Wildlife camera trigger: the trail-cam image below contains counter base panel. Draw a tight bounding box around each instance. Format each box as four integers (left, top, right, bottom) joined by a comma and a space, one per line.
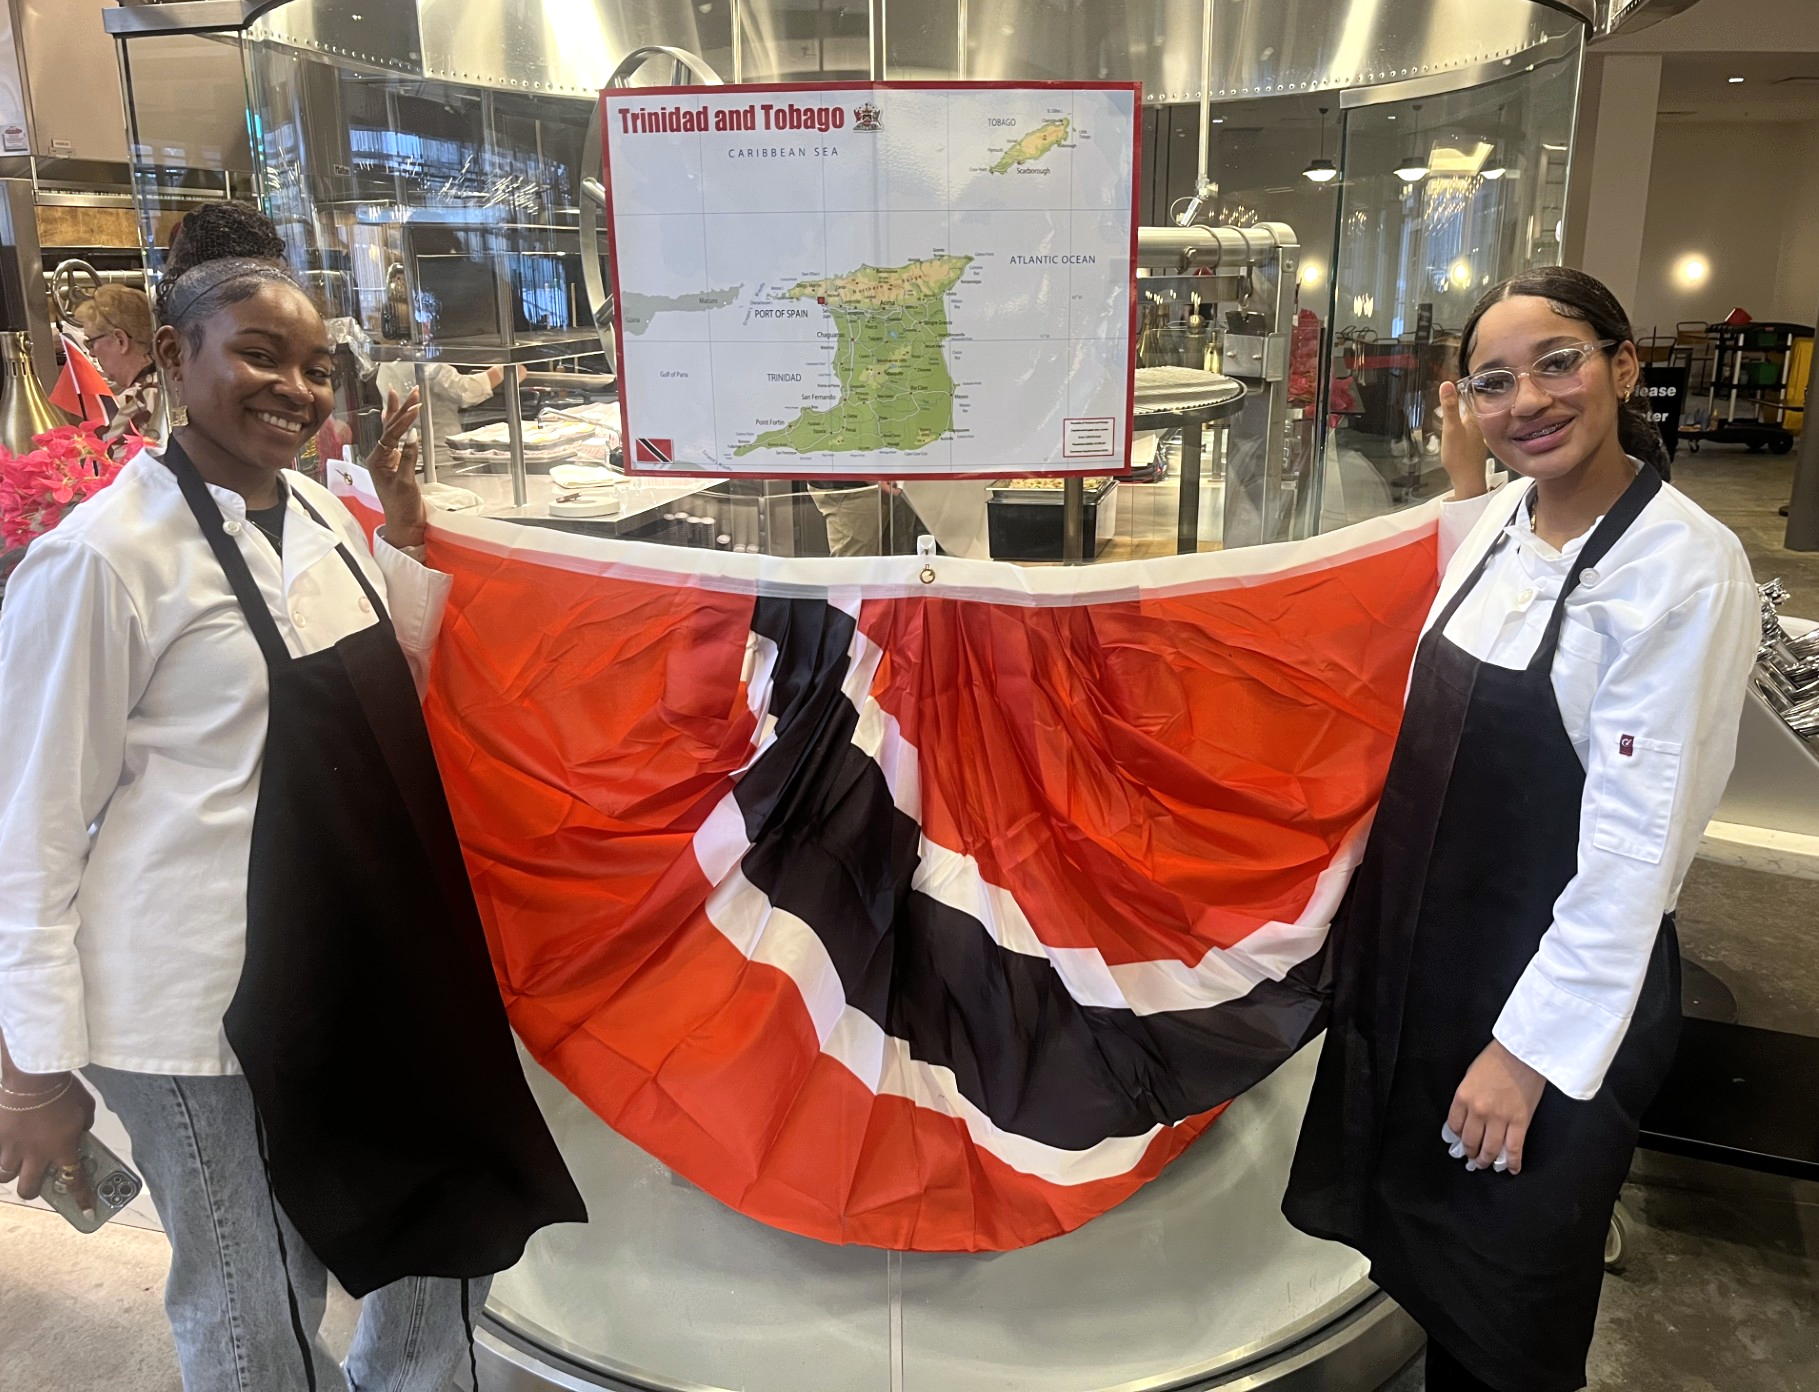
476, 1287, 1421, 1392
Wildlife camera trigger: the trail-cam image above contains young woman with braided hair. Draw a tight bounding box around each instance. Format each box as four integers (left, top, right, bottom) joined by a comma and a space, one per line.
0, 239, 583, 1389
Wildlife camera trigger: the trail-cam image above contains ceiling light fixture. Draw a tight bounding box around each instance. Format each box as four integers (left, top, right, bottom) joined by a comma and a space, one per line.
1673, 252, 1712, 289
1395, 104, 1430, 183
1303, 106, 1339, 183
1728, 75, 1746, 84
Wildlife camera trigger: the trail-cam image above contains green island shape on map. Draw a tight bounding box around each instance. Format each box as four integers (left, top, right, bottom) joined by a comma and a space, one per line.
733, 254, 974, 457
990, 118, 1071, 174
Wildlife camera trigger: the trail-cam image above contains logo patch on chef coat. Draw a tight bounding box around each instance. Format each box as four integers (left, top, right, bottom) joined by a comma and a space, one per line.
1619, 734, 1636, 757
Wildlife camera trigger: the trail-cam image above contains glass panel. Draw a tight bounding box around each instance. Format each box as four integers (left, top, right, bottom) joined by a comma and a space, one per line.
1140, 94, 1346, 549
118, 33, 256, 281
239, 39, 619, 503
1325, 39, 1582, 529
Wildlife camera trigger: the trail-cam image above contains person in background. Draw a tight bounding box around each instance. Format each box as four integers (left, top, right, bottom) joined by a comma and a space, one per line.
1284, 266, 1756, 1392
0, 248, 584, 1388
374, 259, 525, 473
375, 356, 524, 473
70, 285, 161, 444
809, 478, 887, 555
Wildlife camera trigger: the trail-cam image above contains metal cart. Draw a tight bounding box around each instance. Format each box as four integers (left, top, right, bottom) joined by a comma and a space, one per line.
1682, 321, 1813, 456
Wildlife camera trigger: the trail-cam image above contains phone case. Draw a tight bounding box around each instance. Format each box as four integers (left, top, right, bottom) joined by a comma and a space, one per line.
41, 1131, 143, 1234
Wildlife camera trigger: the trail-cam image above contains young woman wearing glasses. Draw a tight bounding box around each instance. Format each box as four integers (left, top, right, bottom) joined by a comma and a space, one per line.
1284, 267, 1758, 1392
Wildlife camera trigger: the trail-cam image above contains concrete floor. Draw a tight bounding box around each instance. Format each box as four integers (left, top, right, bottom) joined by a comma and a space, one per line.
1, 446, 1813, 1392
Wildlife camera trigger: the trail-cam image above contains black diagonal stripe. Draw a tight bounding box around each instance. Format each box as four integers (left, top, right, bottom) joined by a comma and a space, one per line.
731, 596, 1329, 1153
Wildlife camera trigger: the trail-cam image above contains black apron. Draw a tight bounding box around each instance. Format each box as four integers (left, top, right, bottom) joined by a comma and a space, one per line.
1283, 467, 1680, 1392
164, 443, 586, 1300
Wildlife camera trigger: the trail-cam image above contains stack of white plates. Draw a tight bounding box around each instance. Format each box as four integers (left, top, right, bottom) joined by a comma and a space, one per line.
447, 420, 595, 467
547, 462, 622, 518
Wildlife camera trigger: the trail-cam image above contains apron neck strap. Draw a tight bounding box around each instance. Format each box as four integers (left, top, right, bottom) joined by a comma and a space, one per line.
161, 441, 394, 668
287, 486, 391, 621
1427, 485, 1533, 637
1527, 463, 1663, 672
160, 439, 293, 670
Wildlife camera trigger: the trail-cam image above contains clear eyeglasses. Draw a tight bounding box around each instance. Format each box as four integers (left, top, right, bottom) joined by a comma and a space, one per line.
1456, 339, 1617, 415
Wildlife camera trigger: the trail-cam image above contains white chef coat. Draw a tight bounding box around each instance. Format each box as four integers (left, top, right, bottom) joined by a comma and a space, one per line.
375, 360, 500, 470
1429, 470, 1759, 1100
0, 449, 451, 1075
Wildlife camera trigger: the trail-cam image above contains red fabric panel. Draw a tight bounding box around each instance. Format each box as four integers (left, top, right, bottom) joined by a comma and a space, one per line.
861, 536, 1435, 963
417, 538, 758, 997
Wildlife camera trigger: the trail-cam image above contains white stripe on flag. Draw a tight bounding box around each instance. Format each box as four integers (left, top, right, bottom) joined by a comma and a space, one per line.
691, 815, 1166, 1187
840, 620, 1355, 1016
685, 602, 1351, 1186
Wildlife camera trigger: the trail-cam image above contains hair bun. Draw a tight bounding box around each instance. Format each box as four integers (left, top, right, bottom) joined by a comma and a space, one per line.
156, 201, 287, 314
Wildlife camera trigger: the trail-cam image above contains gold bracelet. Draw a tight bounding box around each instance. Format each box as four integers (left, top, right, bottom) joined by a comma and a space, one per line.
0, 1077, 66, 1099
0, 1078, 72, 1112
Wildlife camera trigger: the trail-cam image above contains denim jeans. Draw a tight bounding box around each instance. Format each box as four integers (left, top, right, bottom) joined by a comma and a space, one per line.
87, 1066, 490, 1392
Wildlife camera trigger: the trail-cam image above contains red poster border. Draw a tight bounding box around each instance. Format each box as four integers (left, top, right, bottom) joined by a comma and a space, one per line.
598, 80, 1143, 481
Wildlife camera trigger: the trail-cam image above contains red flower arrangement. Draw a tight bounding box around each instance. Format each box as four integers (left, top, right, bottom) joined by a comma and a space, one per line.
0, 424, 131, 551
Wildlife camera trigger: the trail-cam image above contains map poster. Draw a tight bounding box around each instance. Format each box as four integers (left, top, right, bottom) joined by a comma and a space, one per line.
600, 81, 1140, 479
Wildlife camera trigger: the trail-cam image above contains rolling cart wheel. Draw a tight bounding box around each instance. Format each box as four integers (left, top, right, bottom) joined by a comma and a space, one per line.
1604, 1203, 1631, 1274
1773, 437, 1794, 455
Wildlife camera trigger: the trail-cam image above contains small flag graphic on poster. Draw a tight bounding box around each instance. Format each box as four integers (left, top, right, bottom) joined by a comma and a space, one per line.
635, 437, 674, 464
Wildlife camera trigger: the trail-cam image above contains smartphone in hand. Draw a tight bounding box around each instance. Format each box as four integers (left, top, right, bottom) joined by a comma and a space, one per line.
42, 1132, 142, 1234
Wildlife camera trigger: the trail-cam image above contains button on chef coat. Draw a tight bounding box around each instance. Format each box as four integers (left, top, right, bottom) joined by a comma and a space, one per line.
0, 450, 451, 1075
1428, 471, 1758, 1099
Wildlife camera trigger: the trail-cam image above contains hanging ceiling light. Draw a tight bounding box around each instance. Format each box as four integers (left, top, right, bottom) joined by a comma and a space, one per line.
1395, 104, 1429, 182
1303, 106, 1339, 183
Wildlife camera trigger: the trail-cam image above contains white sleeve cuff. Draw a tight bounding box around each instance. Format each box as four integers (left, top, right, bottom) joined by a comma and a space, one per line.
1436, 480, 1504, 574
0, 962, 91, 1074
1492, 966, 1628, 1102
372, 528, 453, 660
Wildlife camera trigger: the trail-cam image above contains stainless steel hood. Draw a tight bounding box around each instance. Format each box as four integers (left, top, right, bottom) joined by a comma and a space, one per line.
126, 0, 1598, 102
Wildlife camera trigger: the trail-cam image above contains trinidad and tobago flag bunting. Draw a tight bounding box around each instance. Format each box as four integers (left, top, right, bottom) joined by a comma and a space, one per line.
337, 470, 1442, 1251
